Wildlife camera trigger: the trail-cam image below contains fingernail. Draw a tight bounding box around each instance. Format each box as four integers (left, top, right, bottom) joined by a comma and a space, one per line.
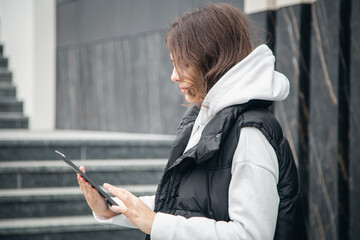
103, 183, 109, 188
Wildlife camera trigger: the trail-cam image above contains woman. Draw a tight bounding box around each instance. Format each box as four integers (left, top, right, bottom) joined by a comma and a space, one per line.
78, 3, 305, 239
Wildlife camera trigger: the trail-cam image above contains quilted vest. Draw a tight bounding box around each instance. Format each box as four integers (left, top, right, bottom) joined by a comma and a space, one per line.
146, 100, 306, 239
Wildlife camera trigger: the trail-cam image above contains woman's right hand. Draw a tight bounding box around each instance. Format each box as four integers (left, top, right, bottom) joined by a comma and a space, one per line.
77, 166, 119, 219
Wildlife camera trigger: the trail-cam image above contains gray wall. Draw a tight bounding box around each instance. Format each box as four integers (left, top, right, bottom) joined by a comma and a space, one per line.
57, 0, 244, 47
56, 0, 244, 134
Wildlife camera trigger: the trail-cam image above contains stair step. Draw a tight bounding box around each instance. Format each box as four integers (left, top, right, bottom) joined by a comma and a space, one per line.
0, 84, 16, 97
0, 185, 156, 219
0, 57, 8, 68
0, 113, 28, 129
0, 71, 12, 83
0, 215, 146, 239
0, 159, 166, 188
0, 81, 13, 87
0, 98, 23, 112
0, 112, 27, 117
0, 130, 174, 161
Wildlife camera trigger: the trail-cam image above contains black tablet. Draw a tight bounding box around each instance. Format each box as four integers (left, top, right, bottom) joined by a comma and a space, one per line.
55, 150, 118, 206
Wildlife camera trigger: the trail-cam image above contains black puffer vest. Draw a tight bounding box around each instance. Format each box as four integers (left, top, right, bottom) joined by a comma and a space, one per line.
146, 100, 305, 240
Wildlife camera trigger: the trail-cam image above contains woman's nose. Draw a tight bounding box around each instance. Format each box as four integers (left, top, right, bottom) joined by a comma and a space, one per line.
171, 67, 180, 82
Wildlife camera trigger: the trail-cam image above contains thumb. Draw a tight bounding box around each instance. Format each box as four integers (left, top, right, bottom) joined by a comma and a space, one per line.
111, 205, 128, 214
79, 166, 86, 173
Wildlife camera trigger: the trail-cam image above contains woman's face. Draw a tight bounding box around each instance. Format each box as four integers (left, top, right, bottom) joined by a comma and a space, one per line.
170, 55, 196, 104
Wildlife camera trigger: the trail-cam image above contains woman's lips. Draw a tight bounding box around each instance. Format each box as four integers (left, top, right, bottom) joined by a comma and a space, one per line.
180, 87, 188, 93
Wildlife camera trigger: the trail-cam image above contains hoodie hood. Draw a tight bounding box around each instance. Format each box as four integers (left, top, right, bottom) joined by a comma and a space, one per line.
184, 44, 289, 152
196, 44, 289, 126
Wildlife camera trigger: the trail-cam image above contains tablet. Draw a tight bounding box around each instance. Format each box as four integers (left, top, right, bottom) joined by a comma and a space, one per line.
55, 150, 118, 206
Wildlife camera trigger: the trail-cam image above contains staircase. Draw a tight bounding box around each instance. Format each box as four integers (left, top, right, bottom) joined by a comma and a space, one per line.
0, 44, 28, 129
0, 130, 173, 240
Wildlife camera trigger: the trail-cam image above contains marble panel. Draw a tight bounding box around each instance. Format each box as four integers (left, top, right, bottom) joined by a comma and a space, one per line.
349, 0, 360, 238
308, 0, 341, 239
248, 10, 276, 50
337, 0, 352, 239
274, 4, 311, 234
56, 30, 186, 134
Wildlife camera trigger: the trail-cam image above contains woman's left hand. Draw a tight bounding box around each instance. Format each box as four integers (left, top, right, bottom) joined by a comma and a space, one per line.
103, 183, 156, 235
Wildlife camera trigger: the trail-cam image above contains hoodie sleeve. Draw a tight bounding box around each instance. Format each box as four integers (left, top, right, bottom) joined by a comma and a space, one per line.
151, 127, 279, 240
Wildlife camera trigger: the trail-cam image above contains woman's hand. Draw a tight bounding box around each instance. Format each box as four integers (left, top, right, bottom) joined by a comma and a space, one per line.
103, 183, 156, 235
77, 166, 119, 219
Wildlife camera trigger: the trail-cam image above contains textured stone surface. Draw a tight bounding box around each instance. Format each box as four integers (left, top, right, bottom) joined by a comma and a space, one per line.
0, 47, 28, 129
0, 84, 15, 97
0, 57, 8, 68
0, 159, 166, 188
0, 146, 82, 161
2, 230, 146, 240
274, 4, 311, 235
248, 10, 276, 49
0, 130, 169, 239
275, 3, 302, 177
0, 130, 174, 161
56, 30, 186, 134
0, 216, 146, 239
349, 0, 360, 238
308, 0, 341, 239
0, 198, 92, 219
0, 144, 172, 161
57, 0, 244, 47
0, 115, 28, 128
0, 185, 156, 219
0, 168, 163, 189
0, 70, 12, 82
56, 0, 245, 134
0, 99, 23, 112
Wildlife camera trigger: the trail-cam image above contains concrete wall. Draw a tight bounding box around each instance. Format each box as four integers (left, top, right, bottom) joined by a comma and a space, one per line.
56, 0, 244, 134
57, 0, 244, 47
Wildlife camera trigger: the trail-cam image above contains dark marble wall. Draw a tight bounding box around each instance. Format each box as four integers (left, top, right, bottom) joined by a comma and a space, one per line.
248, 10, 276, 50
249, 1, 357, 239
349, 0, 360, 238
308, 0, 341, 239
274, 5, 302, 163
273, 5, 311, 235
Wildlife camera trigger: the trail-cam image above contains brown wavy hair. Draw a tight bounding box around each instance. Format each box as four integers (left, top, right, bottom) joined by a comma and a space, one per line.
166, 3, 254, 105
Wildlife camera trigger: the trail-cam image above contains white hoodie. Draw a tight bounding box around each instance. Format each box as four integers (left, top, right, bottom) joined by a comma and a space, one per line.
94, 44, 290, 239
